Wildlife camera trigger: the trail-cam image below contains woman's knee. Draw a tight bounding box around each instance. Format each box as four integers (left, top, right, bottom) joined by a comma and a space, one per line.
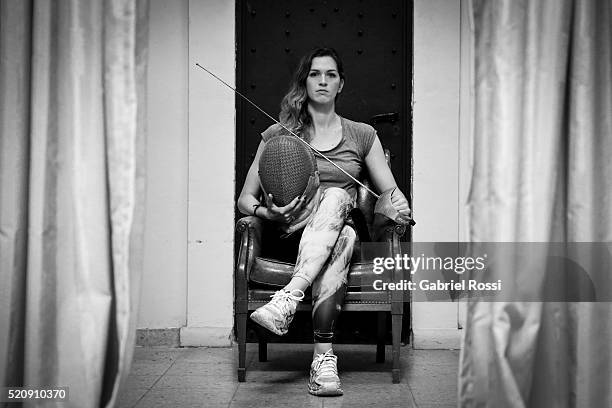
318, 188, 353, 215
321, 187, 351, 201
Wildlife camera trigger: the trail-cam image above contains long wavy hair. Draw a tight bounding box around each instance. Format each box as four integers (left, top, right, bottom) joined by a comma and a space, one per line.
279, 47, 345, 137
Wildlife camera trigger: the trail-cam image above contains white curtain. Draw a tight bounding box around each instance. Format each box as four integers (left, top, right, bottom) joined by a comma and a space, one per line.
460, 0, 612, 407
0, 1, 148, 407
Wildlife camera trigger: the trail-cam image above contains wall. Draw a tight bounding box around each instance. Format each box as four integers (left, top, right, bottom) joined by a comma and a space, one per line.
182, 0, 236, 346
140, 0, 236, 347
140, 0, 189, 330
412, 0, 464, 348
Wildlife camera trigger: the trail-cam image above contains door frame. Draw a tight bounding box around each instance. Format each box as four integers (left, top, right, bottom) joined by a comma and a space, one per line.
234, 0, 414, 343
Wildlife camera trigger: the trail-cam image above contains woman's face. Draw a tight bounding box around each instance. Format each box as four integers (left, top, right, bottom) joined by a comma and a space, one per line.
306, 56, 344, 105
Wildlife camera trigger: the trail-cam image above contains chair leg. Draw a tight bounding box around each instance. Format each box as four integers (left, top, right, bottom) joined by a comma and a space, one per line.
392, 313, 403, 383
258, 339, 267, 362
376, 311, 386, 363
237, 312, 247, 382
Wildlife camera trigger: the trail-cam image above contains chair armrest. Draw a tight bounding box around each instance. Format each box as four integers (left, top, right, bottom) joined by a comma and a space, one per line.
235, 216, 264, 312
236, 215, 264, 238
371, 214, 406, 243
236, 216, 264, 279
371, 215, 407, 312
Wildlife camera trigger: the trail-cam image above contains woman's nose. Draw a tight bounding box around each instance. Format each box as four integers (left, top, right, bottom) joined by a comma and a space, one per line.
319, 73, 327, 84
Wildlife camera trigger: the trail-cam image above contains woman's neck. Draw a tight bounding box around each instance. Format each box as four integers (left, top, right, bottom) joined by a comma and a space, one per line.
307, 103, 338, 130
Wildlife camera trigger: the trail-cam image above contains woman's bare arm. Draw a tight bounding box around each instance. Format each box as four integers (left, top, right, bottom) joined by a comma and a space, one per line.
237, 140, 304, 221
364, 136, 412, 220
237, 141, 266, 215
364, 136, 398, 193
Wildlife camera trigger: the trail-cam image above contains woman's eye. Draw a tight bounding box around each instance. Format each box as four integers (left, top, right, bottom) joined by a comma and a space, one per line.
309, 72, 318, 77
328, 73, 337, 78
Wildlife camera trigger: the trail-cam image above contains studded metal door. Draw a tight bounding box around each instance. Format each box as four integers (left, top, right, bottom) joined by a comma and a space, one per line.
236, 0, 413, 342
236, 0, 412, 200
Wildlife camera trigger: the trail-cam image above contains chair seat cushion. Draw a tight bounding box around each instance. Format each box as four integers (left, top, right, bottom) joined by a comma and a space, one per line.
249, 256, 381, 290
248, 287, 391, 304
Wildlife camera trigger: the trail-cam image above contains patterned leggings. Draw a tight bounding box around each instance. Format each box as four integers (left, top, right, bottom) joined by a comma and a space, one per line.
291, 187, 356, 343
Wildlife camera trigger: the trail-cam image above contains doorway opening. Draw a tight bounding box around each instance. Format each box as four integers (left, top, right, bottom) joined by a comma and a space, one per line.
235, 0, 413, 344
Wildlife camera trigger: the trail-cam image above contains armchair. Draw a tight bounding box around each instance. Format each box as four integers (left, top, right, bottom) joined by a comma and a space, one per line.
234, 150, 408, 383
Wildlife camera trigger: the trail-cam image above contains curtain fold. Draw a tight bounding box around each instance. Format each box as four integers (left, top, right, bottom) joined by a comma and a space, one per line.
460, 0, 612, 407
0, 0, 32, 393
0, 1, 148, 407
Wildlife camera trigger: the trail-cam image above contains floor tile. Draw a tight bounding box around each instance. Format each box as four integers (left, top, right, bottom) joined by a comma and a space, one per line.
154, 374, 236, 389
134, 388, 228, 408
123, 374, 160, 389
177, 347, 235, 364
231, 381, 322, 408
406, 364, 458, 382
341, 371, 401, 385
117, 345, 460, 408
409, 376, 458, 406
335, 383, 416, 408
128, 361, 173, 376
417, 405, 457, 408
405, 349, 461, 366
165, 360, 236, 377
116, 387, 148, 408
129, 349, 178, 375
133, 347, 181, 362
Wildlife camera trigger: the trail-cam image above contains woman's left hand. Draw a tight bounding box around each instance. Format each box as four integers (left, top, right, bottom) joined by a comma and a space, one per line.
391, 189, 412, 224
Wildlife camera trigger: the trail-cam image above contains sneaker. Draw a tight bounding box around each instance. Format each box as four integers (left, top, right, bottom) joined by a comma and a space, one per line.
308, 349, 343, 396
250, 289, 304, 335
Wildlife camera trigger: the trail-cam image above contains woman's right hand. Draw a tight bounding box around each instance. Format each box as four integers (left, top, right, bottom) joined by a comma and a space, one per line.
263, 194, 304, 223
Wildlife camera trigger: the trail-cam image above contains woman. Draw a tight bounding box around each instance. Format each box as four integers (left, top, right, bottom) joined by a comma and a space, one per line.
237, 47, 411, 396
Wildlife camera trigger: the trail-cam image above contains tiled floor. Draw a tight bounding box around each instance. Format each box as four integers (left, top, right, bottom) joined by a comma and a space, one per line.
117, 344, 459, 408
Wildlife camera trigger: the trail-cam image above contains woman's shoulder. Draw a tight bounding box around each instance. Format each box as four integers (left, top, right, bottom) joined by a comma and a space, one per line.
261, 123, 288, 142
341, 117, 377, 157
342, 117, 376, 136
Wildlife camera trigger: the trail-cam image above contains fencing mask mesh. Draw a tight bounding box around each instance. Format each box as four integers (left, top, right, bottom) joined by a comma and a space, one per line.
258, 135, 319, 207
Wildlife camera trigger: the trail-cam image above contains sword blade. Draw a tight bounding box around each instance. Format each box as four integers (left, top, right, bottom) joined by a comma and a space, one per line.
195, 63, 380, 199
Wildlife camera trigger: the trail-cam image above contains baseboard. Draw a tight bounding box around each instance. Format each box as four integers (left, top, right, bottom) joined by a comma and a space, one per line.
136, 326, 460, 349
179, 326, 233, 347
136, 328, 180, 347
412, 328, 462, 349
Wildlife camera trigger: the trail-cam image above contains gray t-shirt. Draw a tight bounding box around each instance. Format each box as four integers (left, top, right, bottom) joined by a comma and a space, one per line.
261, 117, 377, 199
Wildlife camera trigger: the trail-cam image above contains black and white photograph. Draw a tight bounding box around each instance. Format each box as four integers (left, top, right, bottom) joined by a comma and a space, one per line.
1, 0, 611, 407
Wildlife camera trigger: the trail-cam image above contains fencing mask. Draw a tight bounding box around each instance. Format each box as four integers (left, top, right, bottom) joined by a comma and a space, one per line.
258, 135, 320, 207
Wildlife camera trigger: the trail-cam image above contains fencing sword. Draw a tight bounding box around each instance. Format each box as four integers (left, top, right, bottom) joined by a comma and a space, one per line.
195, 63, 415, 226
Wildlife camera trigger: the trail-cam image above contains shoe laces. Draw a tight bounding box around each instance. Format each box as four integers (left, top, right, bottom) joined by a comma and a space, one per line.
312, 349, 338, 378
269, 289, 304, 315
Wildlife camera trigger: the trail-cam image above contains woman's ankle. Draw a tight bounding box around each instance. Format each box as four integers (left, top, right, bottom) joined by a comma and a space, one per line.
284, 276, 310, 292
313, 343, 333, 357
